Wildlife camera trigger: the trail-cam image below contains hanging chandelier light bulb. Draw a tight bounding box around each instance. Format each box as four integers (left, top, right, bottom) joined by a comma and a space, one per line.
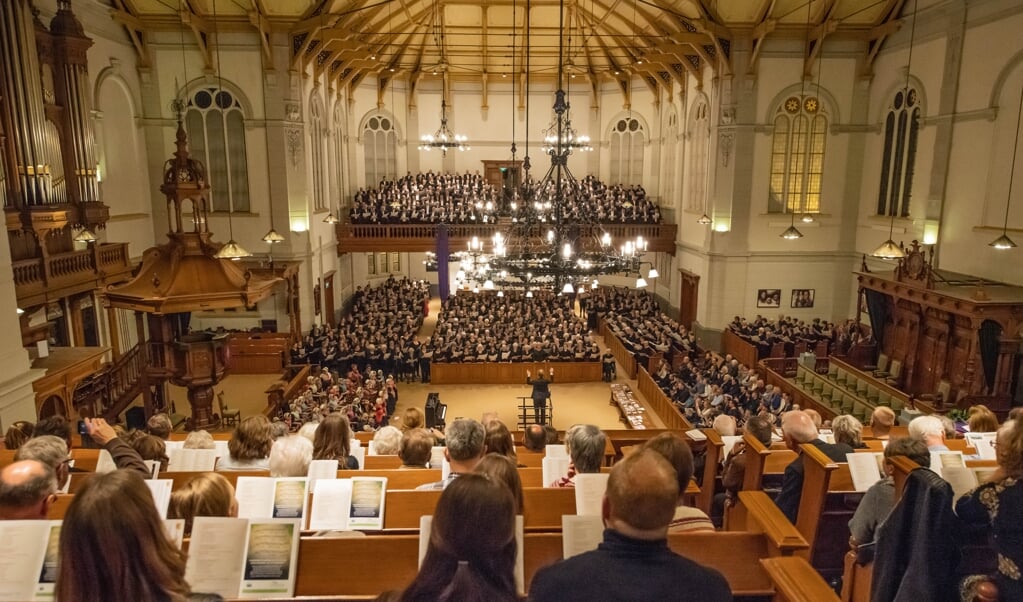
262, 228, 285, 244
697, 214, 713, 225
215, 239, 252, 260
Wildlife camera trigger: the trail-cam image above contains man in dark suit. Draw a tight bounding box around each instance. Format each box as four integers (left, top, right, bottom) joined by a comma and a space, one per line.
526, 368, 553, 425
774, 410, 854, 524
529, 449, 731, 601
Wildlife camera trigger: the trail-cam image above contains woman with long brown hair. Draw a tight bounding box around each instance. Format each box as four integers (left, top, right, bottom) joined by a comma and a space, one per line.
56, 470, 220, 601
313, 414, 359, 469
386, 474, 517, 601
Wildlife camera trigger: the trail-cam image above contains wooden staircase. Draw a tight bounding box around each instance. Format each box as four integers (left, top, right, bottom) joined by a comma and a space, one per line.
72, 343, 148, 420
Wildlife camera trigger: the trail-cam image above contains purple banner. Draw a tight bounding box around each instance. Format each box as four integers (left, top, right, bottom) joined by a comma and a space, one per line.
437, 224, 450, 302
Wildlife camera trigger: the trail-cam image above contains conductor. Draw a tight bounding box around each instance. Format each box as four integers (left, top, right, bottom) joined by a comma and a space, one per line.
526, 368, 554, 425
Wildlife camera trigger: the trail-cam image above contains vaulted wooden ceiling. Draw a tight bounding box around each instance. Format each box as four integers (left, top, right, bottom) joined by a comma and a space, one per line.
110, 0, 909, 89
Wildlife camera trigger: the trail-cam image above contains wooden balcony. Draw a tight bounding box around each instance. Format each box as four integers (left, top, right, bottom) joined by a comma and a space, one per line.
335, 222, 678, 255
13, 242, 134, 307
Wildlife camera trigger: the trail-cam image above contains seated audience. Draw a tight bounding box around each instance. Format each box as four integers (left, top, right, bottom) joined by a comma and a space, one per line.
774, 410, 854, 523
909, 415, 948, 451
522, 424, 546, 453
529, 450, 731, 601
726, 314, 853, 357
147, 413, 174, 440
32, 416, 75, 452
849, 437, 930, 554
956, 418, 1023, 601
132, 434, 169, 472
832, 414, 867, 449
2, 420, 33, 450
399, 429, 434, 468
551, 424, 607, 488
373, 425, 403, 455
718, 415, 775, 517
57, 470, 222, 601
642, 432, 714, 532
15, 436, 73, 492
386, 474, 517, 601
269, 435, 314, 477
0, 460, 57, 519
484, 420, 519, 466
218, 415, 273, 471
967, 404, 1000, 434
475, 454, 525, 514
169, 472, 238, 536
312, 415, 359, 469
417, 419, 486, 490
868, 406, 897, 440
183, 430, 216, 449
297, 421, 320, 444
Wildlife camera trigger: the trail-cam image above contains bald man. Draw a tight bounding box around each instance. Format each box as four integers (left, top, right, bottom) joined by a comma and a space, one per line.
529, 449, 730, 601
774, 410, 854, 523
0, 460, 58, 520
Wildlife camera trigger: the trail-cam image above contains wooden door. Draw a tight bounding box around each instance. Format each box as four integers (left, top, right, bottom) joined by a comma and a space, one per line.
679, 270, 699, 329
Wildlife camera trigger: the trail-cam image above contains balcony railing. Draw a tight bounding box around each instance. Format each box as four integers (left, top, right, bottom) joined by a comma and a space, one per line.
13, 242, 132, 306
335, 222, 678, 254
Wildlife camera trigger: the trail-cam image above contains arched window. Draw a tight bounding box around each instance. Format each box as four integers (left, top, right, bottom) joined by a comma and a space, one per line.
609, 117, 645, 185
686, 101, 710, 212
768, 94, 827, 214
363, 114, 397, 188
876, 86, 920, 217
663, 109, 679, 207
332, 102, 346, 208
184, 86, 249, 212
309, 95, 326, 211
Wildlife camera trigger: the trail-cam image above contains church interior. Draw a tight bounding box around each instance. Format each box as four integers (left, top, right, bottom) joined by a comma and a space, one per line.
2, 0, 1023, 598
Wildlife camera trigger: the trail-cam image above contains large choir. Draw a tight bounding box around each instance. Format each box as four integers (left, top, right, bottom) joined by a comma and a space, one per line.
348, 171, 662, 225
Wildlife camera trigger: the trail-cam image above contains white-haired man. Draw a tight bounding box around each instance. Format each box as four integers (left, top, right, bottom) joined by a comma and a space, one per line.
269, 435, 314, 477
908, 415, 949, 451
774, 410, 854, 523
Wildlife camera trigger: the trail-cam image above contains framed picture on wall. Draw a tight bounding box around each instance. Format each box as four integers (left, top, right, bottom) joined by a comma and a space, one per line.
791, 289, 815, 308
757, 289, 782, 308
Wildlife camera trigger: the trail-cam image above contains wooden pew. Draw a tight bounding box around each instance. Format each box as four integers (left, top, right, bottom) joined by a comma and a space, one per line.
362, 455, 402, 469
288, 490, 826, 600
796, 444, 858, 580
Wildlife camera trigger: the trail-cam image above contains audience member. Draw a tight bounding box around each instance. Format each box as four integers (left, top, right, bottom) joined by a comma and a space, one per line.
832, 414, 866, 449
868, 406, 897, 440
774, 410, 854, 523
551, 424, 606, 488
967, 404, 999, 433
15, 436, 73, 492
956, 419, 1023, 601
297, 421, 320, 444
56, 470, 221, 601
147, 413, 173, 440
718, 415, 775, 518
183, 430, 216, 449
133, 434, 169, 472
529, 449, 730, 601
218, 415, 273, 471
417, 419, 485, 490
269, 435, 314, 477
909, 415, 948, 451
373, 425, 403, 455
849, 437, 930, 554
2, 420, 33, 450
475, 454, 525, 514
389, 474, 517, 601
0, 460, 57, 519
484, 420, 519, 465
398, 429, 434, 468
642, 432, 714, 532
169, 472, 238, 536
312, 415, 359, 469
32, 416, 74, 452
522, 424, 546, 453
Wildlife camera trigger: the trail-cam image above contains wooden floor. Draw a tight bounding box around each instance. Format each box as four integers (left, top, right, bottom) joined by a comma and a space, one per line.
166, 297, 667, 433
